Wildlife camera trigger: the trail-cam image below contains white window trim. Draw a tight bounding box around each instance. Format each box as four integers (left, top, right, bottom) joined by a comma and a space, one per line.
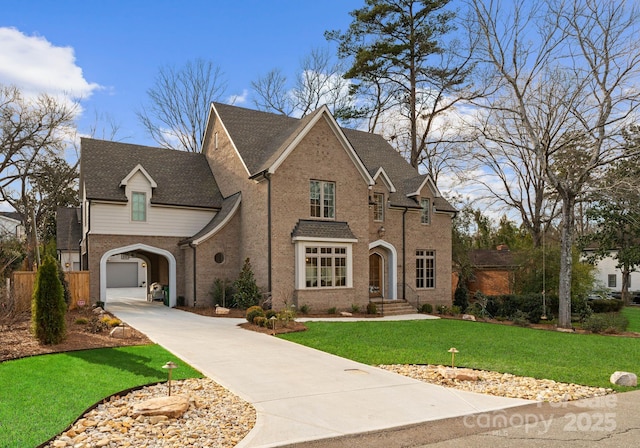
131, 191, 147, 222
310, 180, 336, 219
295, 241, 353, 290
416, 249, 436, 289
373, 192, 385, 222
420, 198, 431, 225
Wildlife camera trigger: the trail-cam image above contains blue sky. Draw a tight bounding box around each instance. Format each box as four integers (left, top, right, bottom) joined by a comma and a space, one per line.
1, 0, 363, 146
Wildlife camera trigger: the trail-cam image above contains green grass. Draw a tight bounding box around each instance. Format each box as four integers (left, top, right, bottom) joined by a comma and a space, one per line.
0, 345, 202, 448
280, 319, 640, 390
622, 306, 640, 332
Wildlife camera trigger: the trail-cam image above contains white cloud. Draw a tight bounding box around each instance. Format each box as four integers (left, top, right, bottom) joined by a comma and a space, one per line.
227, 89, 248, 105
0, 27, 101, 100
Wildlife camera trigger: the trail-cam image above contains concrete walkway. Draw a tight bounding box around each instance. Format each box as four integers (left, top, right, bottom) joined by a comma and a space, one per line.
107, 294, 532, 448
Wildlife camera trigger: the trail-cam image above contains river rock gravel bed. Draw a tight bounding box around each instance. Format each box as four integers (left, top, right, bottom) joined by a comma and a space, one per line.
379, 364, 614, 402
45, 378, 255, 448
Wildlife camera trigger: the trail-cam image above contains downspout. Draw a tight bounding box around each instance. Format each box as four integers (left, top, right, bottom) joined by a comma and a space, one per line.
189, 242, 197, 307
86, 201, 91, 272
265, 172, 272, 294
402, 207, 408, 301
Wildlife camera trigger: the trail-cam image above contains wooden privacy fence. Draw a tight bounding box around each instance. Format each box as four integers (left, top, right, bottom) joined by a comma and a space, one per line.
12, 271, 90, 312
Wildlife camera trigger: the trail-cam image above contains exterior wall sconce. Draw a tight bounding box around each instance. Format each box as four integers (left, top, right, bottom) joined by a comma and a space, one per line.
65, 262, 70, 268
377, 226, 386, 238
141, 262, 147, 268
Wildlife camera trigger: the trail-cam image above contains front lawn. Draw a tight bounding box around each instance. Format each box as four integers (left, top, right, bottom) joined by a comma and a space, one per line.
622, 306, 640, 333
0, 344, 202, 448
279, 319, 640, 389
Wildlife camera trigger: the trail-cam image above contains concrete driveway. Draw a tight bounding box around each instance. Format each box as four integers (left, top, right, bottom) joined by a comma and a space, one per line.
107, 293, 531, 448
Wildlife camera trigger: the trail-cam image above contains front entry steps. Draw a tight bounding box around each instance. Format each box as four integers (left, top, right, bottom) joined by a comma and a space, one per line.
369, 299, 417, 316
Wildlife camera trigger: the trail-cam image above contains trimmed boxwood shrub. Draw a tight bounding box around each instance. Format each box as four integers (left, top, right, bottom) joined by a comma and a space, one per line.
245, 305, 265, 323
588, 299, 623, 313
582, 313, 628, 334
253, 316, 267, 327
419, 303, 433, 314
482, 294, 546, 324
367, 302, 378, 314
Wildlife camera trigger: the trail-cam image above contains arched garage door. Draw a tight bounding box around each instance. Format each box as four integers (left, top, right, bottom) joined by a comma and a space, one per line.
106, 262, 138, 287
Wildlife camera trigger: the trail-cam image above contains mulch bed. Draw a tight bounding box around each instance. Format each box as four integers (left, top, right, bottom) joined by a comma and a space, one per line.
0, 306, 152, 363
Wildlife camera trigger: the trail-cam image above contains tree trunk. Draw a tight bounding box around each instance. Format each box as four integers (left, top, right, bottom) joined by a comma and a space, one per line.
621, 268, 631, 305
557, 194, 576, 329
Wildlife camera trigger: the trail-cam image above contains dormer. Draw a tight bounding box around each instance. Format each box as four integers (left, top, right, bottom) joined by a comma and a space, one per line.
120, 164, 157, 223
119, 164, 158, 190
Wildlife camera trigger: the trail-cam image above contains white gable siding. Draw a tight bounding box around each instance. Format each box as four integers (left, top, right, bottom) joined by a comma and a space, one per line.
591, 251, 640, 292
0, 215, 24, 239
90, 202, 215, 237
125, 171, 153, 200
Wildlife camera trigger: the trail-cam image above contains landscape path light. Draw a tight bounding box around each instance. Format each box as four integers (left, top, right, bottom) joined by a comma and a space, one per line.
448, 348, 459, 368
162, 361, 178, 396
270, 316, 277, 336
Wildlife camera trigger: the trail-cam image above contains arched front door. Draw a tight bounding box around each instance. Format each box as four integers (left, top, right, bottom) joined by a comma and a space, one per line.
369, 253, 383, 298
368, 240, 398, 300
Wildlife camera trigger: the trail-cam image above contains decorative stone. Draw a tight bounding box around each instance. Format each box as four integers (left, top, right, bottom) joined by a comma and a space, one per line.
110, 326, 132, 338
610, 371, 637, 387
340, 311, 353, 317
132, 395, 189, 419
215, 306, 230, 315
380, 364, 613, 402
92, 307, 104, 315
438, 367, 479, 381
556, 327, 575, 333
462, 314, 476, 321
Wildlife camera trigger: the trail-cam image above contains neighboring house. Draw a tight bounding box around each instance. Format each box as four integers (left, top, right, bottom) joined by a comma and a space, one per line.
56, 207, 82, 271
582, 248, 640, 294
0, 211, 26, 240
466, 246, 518, 296
77, 103, 456, 310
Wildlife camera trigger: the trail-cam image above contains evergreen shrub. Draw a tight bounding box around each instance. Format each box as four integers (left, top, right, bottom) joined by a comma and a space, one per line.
31, 255, 67, 345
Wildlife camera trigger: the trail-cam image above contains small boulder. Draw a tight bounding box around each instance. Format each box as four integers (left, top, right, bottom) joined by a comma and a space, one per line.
215, 306, 230, 315
610, 371, 637, 387
462, 314, 476, 322
133, 395, 189, 419
340, 311, 353, 317
110, 325, 132, 338
438, 367, 479, 381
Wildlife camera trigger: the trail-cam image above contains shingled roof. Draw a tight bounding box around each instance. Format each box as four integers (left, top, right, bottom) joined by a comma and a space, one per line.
180, 192, 241, 246
212, 103, 456, 213
0, 211, 23, 223
80, 138, 222, 209
291, 220, 357, 241
469, 249, 518, 269
56, 207, 82, 251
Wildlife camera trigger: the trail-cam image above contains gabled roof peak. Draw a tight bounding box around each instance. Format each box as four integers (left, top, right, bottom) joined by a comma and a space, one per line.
371, 167, 397, 193
119, 164, 157, 189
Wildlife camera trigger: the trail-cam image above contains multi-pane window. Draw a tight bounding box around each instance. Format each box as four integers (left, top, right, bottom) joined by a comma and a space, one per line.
416, 249, 435, 289
420, 198, 431, 224
305, 246, 347, 288
131, 192, 147, 222
608, 274, 617, 288
310, 180, 335, 219
373, 192, 384, 222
